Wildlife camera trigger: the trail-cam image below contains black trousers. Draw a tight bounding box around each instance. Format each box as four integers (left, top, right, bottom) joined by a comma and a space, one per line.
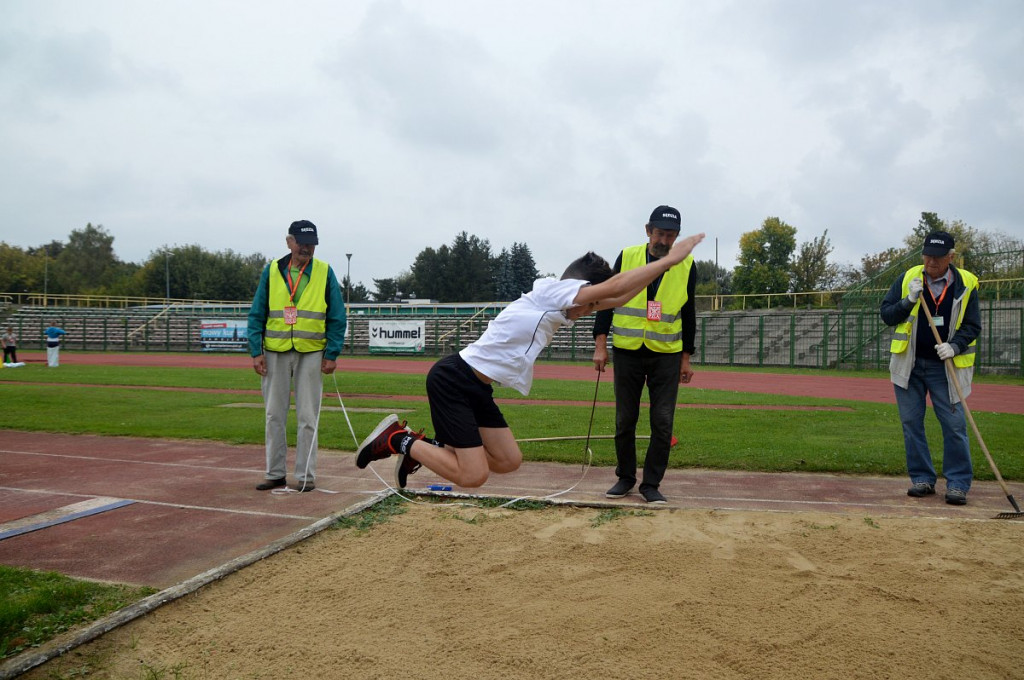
2, 347, 15, 363
611, 349, 682, 490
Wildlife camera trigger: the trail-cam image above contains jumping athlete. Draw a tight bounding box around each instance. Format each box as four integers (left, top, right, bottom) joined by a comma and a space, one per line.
355, 232, 705, 490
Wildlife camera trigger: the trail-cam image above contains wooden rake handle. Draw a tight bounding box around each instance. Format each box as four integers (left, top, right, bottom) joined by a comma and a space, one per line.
916, 277, 1021, 513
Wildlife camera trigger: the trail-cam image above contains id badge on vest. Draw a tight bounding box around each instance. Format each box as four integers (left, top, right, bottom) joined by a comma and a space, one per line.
647, 301, 662, 322
931, 315, 945, 327
283, 306, 298, 325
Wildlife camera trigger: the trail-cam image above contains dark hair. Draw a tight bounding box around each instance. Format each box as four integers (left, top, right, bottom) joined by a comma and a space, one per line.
561, 252, 612, 285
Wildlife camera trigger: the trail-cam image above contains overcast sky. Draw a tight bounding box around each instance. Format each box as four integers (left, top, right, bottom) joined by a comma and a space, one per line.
2, 1, 1022, 290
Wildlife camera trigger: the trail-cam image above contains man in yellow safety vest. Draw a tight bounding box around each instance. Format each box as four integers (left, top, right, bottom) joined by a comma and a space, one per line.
592, 205, 698, 504
247, 220, 347, 493
880, 230, 980, 506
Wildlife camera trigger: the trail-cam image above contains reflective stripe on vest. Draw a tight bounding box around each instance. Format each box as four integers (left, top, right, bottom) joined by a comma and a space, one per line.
611, 244, 692, 353
889, 264, 978, 368
265, 258, 329, 353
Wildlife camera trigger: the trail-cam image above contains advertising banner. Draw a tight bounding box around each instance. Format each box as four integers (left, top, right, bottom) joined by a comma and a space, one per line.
200, 319, 248, 352
369, 320, 425, 354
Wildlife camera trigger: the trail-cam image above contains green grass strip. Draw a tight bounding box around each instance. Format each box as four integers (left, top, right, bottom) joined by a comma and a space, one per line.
0, 565, 156, 660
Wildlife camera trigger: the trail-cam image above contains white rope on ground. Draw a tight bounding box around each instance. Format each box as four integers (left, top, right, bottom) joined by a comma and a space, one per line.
330, 367, 603, 509
331, 372, 360, 449
496, 368, 601, 508
269, 368, 347, 496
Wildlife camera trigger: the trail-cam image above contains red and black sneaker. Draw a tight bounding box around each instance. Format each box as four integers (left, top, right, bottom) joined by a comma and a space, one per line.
355, 414, 405, 468
394, 436, 423, 489
395, 454, 422, 489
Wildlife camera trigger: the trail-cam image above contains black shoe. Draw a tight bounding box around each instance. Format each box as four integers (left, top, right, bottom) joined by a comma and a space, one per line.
640, 487, 667, 504
395, 453, 421, 489
944, 488, 967, 505
291, 481, 316, 492
605, 479, 634, 498
256, 477, 286, 491
907, 482, 936, 498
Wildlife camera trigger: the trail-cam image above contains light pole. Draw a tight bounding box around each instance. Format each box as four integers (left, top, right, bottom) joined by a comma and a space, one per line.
165, 249, 171, 301
345, 253, 353, 354
345, 253, 352, 305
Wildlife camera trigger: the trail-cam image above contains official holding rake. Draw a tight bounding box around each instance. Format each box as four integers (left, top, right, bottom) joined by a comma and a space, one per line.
880, 230, 981, 505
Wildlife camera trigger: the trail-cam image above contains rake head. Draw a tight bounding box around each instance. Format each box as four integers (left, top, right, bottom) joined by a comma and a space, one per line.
993, 494, 1024, 520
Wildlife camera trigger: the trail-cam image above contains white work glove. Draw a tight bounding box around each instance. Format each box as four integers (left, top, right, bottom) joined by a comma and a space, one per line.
935, 342, 957, 360
907, 278, 923, 303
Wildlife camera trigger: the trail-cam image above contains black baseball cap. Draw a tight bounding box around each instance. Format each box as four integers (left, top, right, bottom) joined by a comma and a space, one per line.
922, 231, 953, 256
289, 220, 319, 245
648, 205, 681, 232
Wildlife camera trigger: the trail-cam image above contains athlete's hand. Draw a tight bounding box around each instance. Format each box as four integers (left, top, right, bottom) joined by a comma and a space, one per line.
667, 232, 706, 264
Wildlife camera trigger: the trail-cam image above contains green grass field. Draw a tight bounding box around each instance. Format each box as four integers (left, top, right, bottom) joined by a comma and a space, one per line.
1, 360, 1021, 479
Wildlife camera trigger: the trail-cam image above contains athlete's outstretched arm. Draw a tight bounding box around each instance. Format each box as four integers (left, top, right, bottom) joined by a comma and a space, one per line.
573, 232, 704, 310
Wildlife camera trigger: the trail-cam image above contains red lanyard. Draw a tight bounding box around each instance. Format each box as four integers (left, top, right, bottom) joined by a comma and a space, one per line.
926, 273, 950, 308
286, 261, 309, 303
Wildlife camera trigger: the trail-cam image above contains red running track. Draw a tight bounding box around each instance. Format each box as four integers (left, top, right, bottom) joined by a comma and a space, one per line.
14, 351, 1023, 414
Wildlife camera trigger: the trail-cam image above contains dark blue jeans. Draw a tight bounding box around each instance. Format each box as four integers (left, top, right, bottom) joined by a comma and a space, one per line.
611, 350, 682, 491
893, 357, 972, 492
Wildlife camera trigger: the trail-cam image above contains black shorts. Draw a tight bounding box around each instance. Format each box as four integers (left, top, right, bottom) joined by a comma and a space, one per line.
426, 353, 508, 449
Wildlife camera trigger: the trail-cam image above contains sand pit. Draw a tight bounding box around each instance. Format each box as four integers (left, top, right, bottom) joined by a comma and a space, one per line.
22, 501, 1024, 680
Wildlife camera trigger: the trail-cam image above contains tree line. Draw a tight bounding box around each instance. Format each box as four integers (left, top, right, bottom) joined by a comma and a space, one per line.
1, 214, 1019, 306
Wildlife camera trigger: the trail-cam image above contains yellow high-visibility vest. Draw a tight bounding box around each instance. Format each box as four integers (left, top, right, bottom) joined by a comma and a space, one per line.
611, 244, 692, 353
890, 264, 977, 368
265, 258, 329, 353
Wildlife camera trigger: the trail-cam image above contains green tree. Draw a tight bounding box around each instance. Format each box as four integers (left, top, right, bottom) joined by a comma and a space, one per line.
409, 232, 497, 302
494, 242, 538, 301
0, 243, 39, 294
410, 246, 447, 300
965, 229, 1024, 278
53, 223, 122, 294
508, 242, 538, 297
137, 245, 265, 300
859, 247, 905, 280
494, 248, 517, 301
444, 232, 494, 302
693, 258, 731, 296
372, 277, 398, 302
732, 217, 797, 304
394, 270, 416, 299
790, 229, 839, 292
341, 275, 370, 303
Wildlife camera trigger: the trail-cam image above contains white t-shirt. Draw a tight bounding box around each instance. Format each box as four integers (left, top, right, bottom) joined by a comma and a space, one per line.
460, 278, 587, 396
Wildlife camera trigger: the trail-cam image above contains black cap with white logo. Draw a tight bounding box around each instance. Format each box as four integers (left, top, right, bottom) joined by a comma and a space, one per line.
648, 205, 681, 232
288, 220, 319, 245
922, 231, 953, 256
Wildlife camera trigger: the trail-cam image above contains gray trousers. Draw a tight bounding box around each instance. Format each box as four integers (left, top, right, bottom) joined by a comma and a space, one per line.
262, 350, 323, 483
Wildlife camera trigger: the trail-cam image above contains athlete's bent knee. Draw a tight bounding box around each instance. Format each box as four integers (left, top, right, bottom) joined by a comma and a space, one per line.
457, 469, 490, 488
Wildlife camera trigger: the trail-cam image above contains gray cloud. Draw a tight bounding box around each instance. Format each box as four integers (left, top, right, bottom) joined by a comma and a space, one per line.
1, 0, 1021, 286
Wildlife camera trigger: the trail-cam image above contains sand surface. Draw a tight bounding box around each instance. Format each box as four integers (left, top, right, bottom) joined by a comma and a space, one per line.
24, 501, 1024, 680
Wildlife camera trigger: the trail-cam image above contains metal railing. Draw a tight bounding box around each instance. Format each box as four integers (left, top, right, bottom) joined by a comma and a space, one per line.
4, 301, 1020, 374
